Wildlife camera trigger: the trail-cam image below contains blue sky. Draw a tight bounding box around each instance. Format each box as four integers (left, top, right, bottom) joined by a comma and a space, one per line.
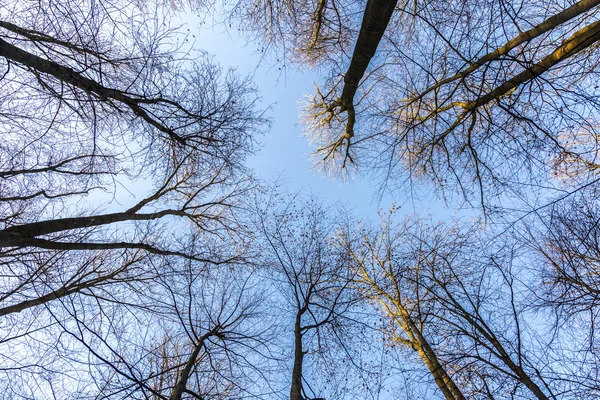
172, 14, 469, 223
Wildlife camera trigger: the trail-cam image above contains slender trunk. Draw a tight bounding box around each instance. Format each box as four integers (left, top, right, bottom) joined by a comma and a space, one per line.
290, 311, 305, 400
170, 330, 216, 400
468, 19, 600, 109
490, 339, 550, 400
468, 316, 550, 400
0, 275, 116, 316
0, 209, 183, 247
0, 36, 185, 144
444, 290, 552, 400
0, 286, 78, 316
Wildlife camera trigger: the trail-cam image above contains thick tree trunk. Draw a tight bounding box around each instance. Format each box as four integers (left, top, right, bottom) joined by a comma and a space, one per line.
417, 0, 600, 99
403, 314, 466, 400
0, 209, 183, 247
0, 212, 141, 243
336, 0, 398, 137
171, 343, 203, 400
340, 0, 398, 108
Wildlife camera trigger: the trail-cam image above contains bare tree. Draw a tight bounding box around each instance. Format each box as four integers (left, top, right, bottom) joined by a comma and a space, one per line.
347, 213, 467, 400
0, 1, 267, 397
0, 256, 272, 399
0, 0, 264, 254
227, 0, 600, 209
0, 0, 264, 315
529, 190, 600, 373
534, 191, 600, 318
253, 192, 368, 400
342, 210, 587, 399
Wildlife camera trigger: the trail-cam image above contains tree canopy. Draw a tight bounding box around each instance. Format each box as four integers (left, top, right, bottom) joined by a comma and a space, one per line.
231, 0, 600, 209
2, 0, 600, 399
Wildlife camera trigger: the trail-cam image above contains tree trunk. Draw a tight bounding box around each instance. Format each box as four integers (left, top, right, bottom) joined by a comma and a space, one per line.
340, 0, 398, 108
403, 315, 466, 400
333, 0, 397, 139
0, 35, 186, 144
170, 329, 218, 400
290, 311, 305, 400
469, 19, 600, 109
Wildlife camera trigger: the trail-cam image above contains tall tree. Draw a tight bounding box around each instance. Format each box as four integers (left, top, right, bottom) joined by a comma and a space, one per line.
0, 0, 266, 397
253, 192, 374, 400
0, 0, 264, 316
231, 0, 600, 209
0, 254, 272, 399
531, 190, 600, 357
347, 214, 467, 400
343, 212, 584, 399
